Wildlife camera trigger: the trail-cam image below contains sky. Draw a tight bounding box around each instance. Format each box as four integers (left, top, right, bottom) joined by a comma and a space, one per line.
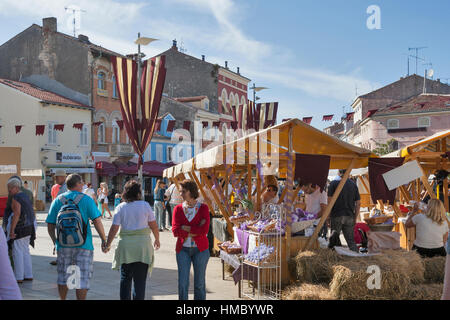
0, 0, 449, 130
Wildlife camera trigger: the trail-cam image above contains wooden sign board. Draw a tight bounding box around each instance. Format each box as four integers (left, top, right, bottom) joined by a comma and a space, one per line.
382, 160, 422, 191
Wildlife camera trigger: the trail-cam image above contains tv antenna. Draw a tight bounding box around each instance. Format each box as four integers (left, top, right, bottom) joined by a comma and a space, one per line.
408, 46, 427, 75
403, 53, 425, 76
65, 6, 87, 37
179, 39, 187, 53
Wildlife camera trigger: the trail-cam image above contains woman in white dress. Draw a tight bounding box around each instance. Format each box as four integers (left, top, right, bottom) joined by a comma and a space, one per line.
98, 182, 113, 219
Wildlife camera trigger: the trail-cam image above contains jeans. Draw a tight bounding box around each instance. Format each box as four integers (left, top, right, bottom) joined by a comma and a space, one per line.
169, 203, 178, 227
154, 201, 165, 229
120, 262, 149, 300
176, 247, 210, 300
412, 245, 447, 258
328, 215, 358, 252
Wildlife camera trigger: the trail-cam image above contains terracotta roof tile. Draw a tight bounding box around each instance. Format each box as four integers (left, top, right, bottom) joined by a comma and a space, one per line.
0, 78, 90, 108
375, 94, 450, 116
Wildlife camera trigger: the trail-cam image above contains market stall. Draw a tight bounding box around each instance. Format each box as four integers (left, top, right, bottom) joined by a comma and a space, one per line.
0, 147, 21, 219
163, 119, 376, 293
382, 130, 450, 250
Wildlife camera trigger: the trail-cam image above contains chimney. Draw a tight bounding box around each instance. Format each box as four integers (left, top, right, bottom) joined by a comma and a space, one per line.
78, 34, 90, 44
202, 55, 205, 61
437, 78, 441, 83
172, 39, 178, 51
225, 61, 228, 69
42, 17, 57, 33
237, 67, 240, 74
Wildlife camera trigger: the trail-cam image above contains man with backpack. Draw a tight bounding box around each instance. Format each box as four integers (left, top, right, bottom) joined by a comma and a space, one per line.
46, 174, 107, 300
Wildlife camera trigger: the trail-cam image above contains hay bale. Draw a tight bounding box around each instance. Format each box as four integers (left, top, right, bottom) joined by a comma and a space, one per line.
423, 256, 446, 283
282, 284, 335, 300
330, 263, 410, 300
407, 284, 443, 300
372, 249, 424, 284
290, 249, 342, 284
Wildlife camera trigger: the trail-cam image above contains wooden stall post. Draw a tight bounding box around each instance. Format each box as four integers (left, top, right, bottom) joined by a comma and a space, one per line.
305, 158, 357, 250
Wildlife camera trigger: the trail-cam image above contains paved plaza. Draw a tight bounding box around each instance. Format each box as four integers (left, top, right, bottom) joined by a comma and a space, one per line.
16, 210, 240, 300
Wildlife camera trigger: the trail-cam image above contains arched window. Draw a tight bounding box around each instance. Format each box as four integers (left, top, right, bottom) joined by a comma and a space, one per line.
98, 71, 106, 90
112, 119, 120, 144
387, 119, 399, 129
112, 75, 118, 98
229, 92, 235, 110
98, 118, 106, 143
418, 117, 430, 127
221, 88, 228, 114
240, 95, 246, 107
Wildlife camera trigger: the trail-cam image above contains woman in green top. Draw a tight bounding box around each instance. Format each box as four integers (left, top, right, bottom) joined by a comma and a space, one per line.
104, 180, 160, 300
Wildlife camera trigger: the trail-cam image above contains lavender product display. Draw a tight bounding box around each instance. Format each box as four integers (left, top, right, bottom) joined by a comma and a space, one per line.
244, 243, 275, 264
290, 209, 317, 223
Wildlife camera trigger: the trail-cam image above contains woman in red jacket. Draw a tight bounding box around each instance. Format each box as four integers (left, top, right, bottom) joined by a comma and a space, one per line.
172, 180, 210, 300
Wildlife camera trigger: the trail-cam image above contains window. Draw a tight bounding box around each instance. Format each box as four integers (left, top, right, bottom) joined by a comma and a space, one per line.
98, 72, 106, 90
167, 146, 173, 162
80, 125, 88, 146
418, 117, 430, 127
221, 89, 228, 113
240, 95, 246, 107
112, 120, 120, 144
229, 92, 235, 109
48, 122, 57, 145
387, 119, 399, 129
204, 100, 209, 110
112, 75, 118, 98
98, 122, 105, 143
156, 144, 163, 162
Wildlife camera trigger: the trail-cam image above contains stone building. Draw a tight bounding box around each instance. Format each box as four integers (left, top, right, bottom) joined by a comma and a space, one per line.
345, 75, 450, 149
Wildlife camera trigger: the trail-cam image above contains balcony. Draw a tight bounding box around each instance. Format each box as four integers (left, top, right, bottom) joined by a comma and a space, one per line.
110, 144, 135, 157
97, 88, 109, 97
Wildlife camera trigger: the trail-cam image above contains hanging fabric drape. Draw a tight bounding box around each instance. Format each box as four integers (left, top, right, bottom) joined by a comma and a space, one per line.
111, 55, 166, 166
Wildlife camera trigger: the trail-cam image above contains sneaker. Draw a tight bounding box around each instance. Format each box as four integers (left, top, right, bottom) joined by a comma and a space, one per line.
159, 229, 163, 232
50, 260, 57, 266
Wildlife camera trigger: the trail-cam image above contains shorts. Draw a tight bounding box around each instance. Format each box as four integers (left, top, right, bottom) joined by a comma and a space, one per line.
57, 247, 94, 289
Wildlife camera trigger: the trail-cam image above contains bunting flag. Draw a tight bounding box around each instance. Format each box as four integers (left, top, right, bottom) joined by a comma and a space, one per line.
155, 119, 162, 131
346, 112, 354, 122
282, 118, 292, 122
322, 114, 334, 121
92, 121, 103, 126
116, 120, 124, 130
166, 120, 176, 132
73, 123, 84, 130
202, 121, 209, 128
255, 102, 278, 130
302, 117, 313, 124
230, 121, 237, 130
54, 124, 65, 131
212, 121, 221, 128
35, 125, 45, 136
15, 125, 23, 134
183, 121, 191, 131
111, 54, 166, 166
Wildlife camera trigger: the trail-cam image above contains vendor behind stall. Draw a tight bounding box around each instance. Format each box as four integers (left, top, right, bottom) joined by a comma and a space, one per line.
300, 182, 328, 239
405, 199, 449, 258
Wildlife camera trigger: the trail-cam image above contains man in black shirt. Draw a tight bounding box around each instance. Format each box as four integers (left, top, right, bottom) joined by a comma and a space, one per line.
327, 169, 360, 252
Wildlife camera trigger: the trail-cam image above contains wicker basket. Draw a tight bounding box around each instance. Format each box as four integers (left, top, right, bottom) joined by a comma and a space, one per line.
364, 216, 391, 225
244, 251, 277, 267
225, 246, 242, 254
229, 215, 251, 225
248, 221, 277, 233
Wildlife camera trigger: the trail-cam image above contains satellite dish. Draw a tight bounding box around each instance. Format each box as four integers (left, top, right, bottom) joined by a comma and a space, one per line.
427, 69, 434, 78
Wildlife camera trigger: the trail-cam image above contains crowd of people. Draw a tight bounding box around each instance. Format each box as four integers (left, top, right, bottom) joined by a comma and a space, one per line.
1, 168, 450, 301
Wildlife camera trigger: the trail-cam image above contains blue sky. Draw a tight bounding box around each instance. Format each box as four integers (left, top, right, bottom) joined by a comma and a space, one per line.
0, 0, 449, 130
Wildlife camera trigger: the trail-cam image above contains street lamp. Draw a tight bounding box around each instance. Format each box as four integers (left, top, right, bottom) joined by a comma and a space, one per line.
134, 33, 158, 199
249, 83, 269, 106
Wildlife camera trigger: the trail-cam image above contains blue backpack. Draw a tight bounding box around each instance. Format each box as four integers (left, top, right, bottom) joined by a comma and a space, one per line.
56, 194, 87, 248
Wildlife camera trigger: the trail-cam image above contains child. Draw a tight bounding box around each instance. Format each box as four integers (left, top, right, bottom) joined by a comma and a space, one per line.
114, 193, 122, 209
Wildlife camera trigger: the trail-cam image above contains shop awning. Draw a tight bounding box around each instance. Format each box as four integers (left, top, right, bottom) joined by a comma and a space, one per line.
114, 161, 138, 175
142, 161, 175, 177
95, 161, 118, 176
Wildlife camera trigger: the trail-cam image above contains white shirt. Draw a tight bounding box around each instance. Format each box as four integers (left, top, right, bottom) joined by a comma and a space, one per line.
83, 188, 96, 200
165, 184, 183, 205
112, 200, 156, 231
305, 188, 327, 215
182, 201, 200, 248
412, 213, 449, 249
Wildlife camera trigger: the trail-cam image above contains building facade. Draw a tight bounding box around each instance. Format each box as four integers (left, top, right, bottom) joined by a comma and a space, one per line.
0, 78, 93, 202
